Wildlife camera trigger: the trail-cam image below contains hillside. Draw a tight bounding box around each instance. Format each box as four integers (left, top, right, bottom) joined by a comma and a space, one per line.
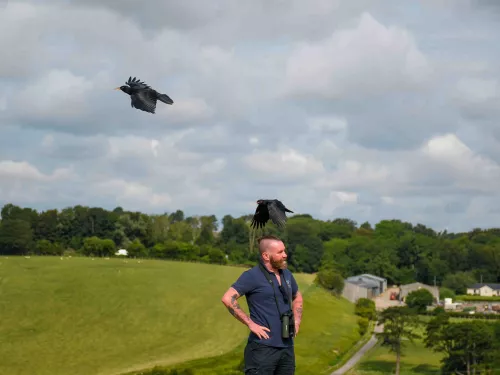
0, 256, 362, 375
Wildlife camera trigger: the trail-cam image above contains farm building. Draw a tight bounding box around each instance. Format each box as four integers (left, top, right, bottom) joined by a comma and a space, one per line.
399, 282, 439, 303
342, 274, 387, 303
466, 283, 500, 297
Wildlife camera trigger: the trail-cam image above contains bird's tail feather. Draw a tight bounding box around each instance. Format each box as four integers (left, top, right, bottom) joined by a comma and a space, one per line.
158, 93, 174, 105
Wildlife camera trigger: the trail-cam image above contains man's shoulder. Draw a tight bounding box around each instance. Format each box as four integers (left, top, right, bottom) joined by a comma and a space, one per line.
234, 265, 260, 281
283, 268, 295, 277
242, 265, 260, 274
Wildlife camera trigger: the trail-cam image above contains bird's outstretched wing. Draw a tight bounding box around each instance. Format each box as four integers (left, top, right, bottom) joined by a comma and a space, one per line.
275, 199, 294, 213
268, 200, 288, 228
126, 76, 151, 90
130, 90, 157, 114
251, 203, 269, 229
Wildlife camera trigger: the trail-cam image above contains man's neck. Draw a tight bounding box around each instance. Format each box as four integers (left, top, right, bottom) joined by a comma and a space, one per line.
262, 260, 279, 275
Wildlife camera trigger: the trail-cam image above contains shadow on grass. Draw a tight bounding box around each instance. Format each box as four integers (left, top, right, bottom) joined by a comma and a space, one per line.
125, 343, 246, 375
357, 360, 395, 373
357, 360, 440, 375
411, 364, 440, 374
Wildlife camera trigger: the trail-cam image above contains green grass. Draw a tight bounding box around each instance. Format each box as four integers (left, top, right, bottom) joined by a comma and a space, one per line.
347, 324, 443, 375
133, 281, 364, 375
0, 256, 362, 375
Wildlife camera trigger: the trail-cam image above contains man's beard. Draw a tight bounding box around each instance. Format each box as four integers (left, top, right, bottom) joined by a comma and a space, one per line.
270, 257, 287, 270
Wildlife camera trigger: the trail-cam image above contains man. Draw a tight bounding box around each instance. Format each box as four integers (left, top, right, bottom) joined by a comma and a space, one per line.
221, 235, 303, 374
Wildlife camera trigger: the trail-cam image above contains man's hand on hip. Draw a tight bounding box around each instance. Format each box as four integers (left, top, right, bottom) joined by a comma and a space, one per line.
248, 321, 271, 340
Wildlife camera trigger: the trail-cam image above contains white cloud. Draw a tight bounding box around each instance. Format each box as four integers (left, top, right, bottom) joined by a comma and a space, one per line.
2, 0, 500, 231
455, 77, 499, 104
320, 191, 359, 216
307, 116, 347, 133
243, 147, 325, 181
10, 69, 94, 119
0, 160, 73, 182
282, 12, 432, 99
94, 179, 172, 209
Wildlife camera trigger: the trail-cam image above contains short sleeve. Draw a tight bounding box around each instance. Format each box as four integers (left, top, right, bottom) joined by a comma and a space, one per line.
231, 270, 256, 296
290, 273, 299, 299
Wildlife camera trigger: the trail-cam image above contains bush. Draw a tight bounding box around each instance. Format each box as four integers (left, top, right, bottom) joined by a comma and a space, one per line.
406, 288, 434, 313
433, 306, 446, 315
354, 298, 376, 321
315, 268, 344, 296
357, 317, 369, 336
439, 287, 456, 300
442, 271, 476, 295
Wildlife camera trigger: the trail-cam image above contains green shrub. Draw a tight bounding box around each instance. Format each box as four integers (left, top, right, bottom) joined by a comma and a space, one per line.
315, 268, 344, 296
354, 298, 376, 321
406, 288, 434, 313
439, 287, 456, 300
357, 317, 369, 336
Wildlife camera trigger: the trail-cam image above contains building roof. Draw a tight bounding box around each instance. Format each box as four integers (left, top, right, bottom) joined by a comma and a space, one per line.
360, 274, 387, 282
468, 283, 500, 290
399, 282, 439, 296
346, 276, 380, 289
348, 273, 387, 283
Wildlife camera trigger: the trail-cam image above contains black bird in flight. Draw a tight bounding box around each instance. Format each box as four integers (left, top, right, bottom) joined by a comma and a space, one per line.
115, 76, 174, 114
251, 199, 294, 230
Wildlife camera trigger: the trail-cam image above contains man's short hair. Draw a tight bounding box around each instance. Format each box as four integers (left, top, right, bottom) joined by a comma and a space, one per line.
257, 235, 283, 255
257, 234, 282, 245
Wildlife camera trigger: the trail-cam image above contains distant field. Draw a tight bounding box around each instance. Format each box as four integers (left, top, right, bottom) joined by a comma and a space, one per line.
348, 325, 443, 375
0, 256, 361, 375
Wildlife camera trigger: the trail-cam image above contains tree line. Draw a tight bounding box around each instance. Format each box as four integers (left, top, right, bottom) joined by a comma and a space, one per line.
1, 202, 499, 294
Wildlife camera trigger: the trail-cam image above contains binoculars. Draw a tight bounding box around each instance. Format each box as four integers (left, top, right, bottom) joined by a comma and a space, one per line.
281, 311, 295, 339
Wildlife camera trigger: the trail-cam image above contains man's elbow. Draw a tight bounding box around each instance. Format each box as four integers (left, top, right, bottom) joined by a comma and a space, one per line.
221, 288, 236, 306
293, 291, 303, 303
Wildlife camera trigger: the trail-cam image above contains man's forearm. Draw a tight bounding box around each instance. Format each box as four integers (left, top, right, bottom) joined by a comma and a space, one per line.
292, 292, 303, 324
225, 292, 253, 326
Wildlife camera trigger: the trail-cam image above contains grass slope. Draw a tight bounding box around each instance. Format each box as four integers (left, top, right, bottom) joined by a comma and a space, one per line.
0, 256, 361, 375
142, 282, 364, 375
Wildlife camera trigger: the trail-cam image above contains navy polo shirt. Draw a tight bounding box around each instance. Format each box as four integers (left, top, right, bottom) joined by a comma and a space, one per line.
231, 263, 299, 348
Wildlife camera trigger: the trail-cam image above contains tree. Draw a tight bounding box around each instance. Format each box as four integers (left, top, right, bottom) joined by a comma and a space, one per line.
354, 298, 376, 321
0, 219, 33, 255
376, 307, 421, 375
439, 286, 456, 300
425, 317, 496, 375
405, 288, 434, 313
315, 268, 344, 296
442, 271, 476, 295
5, 200, 500, 295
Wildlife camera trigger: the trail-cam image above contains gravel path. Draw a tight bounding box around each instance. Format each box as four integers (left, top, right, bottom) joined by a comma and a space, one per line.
330, 323, 384, 375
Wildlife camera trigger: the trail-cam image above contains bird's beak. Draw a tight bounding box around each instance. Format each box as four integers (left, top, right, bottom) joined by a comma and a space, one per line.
114, 87, 121, 90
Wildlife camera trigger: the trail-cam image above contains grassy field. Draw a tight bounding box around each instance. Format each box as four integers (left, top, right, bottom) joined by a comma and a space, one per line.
0, 256, 362, 375
140, 280, 366, 375
347, 325, 444, 375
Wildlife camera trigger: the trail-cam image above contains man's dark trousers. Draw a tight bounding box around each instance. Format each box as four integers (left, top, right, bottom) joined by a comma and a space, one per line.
243, 341, 295, 374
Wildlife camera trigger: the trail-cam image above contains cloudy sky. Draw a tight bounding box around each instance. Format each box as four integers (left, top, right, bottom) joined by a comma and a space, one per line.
1, 0, 500, 232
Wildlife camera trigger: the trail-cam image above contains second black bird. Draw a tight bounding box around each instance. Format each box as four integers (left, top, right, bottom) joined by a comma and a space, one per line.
251, 199, 294, 230
115, 76, 174, 114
